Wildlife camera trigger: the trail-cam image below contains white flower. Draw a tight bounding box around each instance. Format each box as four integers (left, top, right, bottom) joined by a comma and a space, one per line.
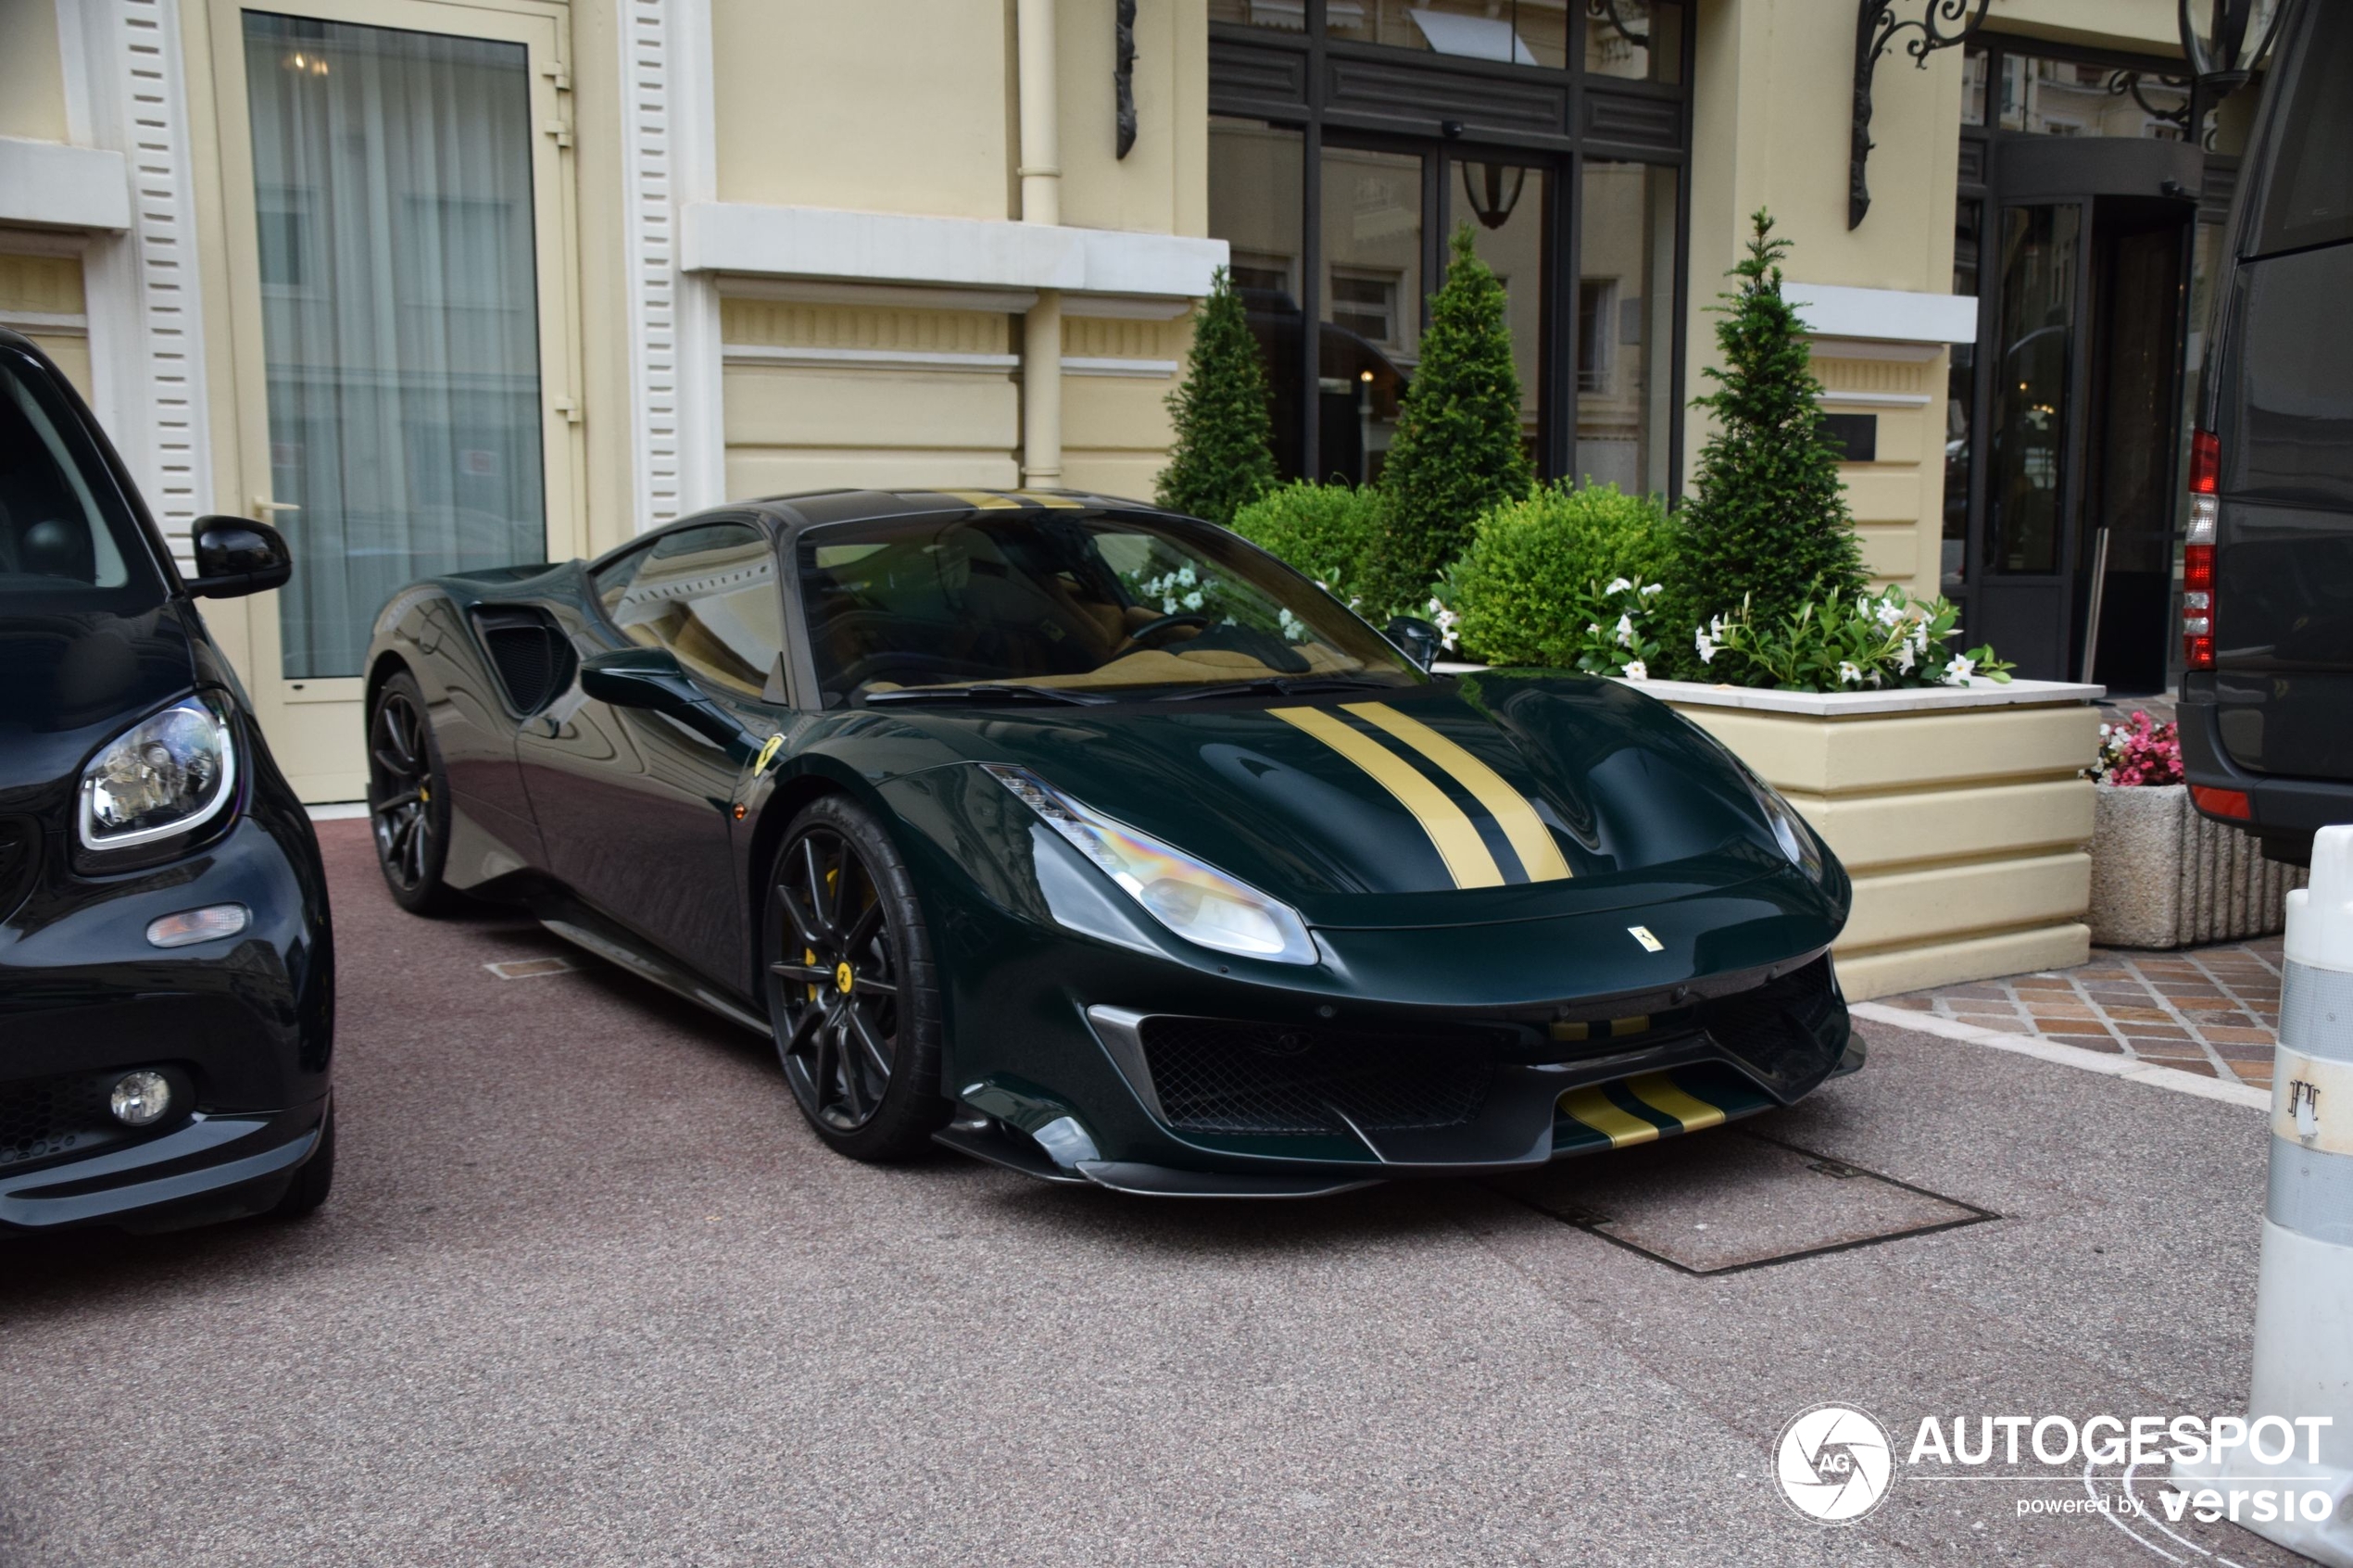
1181, 589, 1205, 610
1641, 582, 1665, 597
1895, 642, 1917, 674
1943, 654, 1976, 685
1621, 659, 1649, 681
1606, 577, 1633, 596
1838, 660, 1863, 685
1176, 564, 1198, 587
1614, 614, 1635, 647
1873, 598, 1905, 628
1161, 597, 1180, 614
1588, 621, 1604, 636
1694, 627, 1718, 665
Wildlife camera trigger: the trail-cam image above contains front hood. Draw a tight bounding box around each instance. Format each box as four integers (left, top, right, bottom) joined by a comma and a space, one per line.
0, 600, 199, 809
855, 672, 1844, 931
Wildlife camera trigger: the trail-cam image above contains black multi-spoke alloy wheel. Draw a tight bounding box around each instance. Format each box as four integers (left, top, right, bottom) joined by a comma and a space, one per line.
367, 671, 460, 914
765, 796, 949, 1161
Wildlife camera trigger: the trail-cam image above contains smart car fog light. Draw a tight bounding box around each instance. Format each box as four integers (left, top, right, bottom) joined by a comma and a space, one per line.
984, 764, 1317, 964
79, 696, 237, 851
109, 1071, 171, 1126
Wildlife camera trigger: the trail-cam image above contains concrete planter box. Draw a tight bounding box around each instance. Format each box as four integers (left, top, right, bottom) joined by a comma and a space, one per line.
1621, 676, 2104, 1001
2087, 783, 2306, 948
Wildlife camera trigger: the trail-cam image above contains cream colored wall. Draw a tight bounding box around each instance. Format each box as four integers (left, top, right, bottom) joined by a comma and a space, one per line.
1054, 0, 1209, 238
720, 296, 1020, 495
0, 248, 91, 395
0, 1, 70, 143
1687, 0, 1967, 599
1061, 309, 1193, 501
1667, 695, 2101, 1000
710, 0, 1014, 220
1983, 0, 2184, 54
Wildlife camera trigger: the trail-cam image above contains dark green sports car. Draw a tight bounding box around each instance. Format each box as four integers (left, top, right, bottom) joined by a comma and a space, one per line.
364, 489, 1857, 1197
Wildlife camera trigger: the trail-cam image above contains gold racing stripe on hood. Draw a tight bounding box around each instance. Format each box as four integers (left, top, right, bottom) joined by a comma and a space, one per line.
1340, 702, 1572, 881
1270, 706, 1504, 888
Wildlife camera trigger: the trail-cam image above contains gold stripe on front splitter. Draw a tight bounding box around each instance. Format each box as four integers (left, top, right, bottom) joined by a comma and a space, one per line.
1270, 706, 1504, 888
1624, 1073, 1727, 1134
1340, 702, 1572, 881
1560, 1076, 1728, 1148
1558, 1086, 1663, 1148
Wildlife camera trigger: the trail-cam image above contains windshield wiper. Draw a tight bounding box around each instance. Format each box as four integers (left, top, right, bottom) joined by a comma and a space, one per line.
1152, 675, 1404, 702
860, 683, 1116, 707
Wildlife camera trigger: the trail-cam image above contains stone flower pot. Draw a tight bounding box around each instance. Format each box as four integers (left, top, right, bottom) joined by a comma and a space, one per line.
2086, 782, 2306, 949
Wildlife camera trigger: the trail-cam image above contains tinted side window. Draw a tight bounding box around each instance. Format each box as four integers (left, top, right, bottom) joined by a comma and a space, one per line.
607, 521, 782, 697
0, 347, 157, 602
2225, 244, 2353, 507
2250, 2, 2353, 257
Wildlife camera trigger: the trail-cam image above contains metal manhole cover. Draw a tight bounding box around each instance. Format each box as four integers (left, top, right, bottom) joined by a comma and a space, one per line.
1492, 1131, 1994, 1274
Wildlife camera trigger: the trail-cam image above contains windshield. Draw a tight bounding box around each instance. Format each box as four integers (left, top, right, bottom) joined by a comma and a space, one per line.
798, 509, 1420, 706
0, 345, 161, 605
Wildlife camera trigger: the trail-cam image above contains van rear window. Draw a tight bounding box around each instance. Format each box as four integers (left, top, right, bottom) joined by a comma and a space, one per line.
2251, 2, 2353, 257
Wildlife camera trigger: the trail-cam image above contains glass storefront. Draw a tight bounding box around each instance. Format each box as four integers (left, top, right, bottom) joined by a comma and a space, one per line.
1207, 5, 1690, 494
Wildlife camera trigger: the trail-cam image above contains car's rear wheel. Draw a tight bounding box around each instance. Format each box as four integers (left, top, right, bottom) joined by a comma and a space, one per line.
367, 671, 460, 915
765, 796, 949, 1161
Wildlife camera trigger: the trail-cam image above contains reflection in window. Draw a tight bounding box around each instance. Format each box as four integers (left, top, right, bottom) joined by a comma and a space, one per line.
1577, 161, 1677, 497
1208, 118, 1306, 477
1988, 204, 2079, 576
1455, 159, 1547, 471
1997, 53, 2195, 140
1321, 145, 1422, 484
1584, 0, 1680, 83
1945, 198, 1982, 593
1961, 47, 1986, 127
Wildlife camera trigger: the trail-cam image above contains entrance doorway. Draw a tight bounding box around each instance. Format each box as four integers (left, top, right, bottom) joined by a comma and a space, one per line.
207, 0, 581, 800
1957, 132, 2201, 692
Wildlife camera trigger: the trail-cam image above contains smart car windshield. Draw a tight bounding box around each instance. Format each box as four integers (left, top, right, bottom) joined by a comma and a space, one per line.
0, 345, 159, 603
798, 509, 1422, 707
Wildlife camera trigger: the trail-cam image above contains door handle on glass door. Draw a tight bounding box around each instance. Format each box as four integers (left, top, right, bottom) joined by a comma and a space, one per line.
252, 497, 300, 516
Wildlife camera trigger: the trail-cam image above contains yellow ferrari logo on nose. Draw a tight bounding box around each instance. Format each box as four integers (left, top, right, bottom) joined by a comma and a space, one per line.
835, 962, 854, 994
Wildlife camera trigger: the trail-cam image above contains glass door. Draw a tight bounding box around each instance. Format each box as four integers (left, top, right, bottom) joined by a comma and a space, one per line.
208, 0, 579, 801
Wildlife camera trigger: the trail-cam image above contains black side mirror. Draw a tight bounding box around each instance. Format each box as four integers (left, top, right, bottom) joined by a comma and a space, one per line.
579, 646, 689, 710
1383, 615, 1443, 671
187, 517, 292, 598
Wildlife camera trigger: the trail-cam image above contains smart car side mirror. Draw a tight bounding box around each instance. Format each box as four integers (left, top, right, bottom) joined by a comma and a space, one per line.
187, 517, 293, 598
579, 646, 691, 711
1384, 615, 1443, 671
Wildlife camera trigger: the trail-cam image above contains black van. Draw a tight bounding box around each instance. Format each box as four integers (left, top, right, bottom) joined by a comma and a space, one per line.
2181, 0, 2353, 865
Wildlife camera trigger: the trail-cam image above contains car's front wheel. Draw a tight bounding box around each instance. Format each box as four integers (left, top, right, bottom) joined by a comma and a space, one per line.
764, 796, 949, 1161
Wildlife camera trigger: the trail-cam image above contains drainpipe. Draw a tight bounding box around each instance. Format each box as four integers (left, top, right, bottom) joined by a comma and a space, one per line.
1016, 0, 1063, 488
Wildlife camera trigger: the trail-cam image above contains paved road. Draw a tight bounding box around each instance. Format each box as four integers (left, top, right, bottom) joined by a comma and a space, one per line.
0, 822, 2309, 1566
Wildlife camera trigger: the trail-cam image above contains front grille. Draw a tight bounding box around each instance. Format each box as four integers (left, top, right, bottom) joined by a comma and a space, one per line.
473, 608, 574, 714
1139, 1018, 1498, 1136
0, 1074, 121, 1169
1701, 956, 1839, 1076
0, 818, 35, 922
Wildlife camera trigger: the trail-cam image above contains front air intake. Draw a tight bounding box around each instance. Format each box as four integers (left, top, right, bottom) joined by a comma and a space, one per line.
472, 608, 575, 715
1138, 1018, 1499, 1136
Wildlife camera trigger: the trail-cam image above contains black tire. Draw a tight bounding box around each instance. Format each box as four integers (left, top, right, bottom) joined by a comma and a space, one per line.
366, 671, 462, 915
269, 1102, 335, 1221
763, 795, 950, 1161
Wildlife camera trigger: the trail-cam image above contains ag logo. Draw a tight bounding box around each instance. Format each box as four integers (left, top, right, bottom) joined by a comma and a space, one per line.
1775, 1403, 1894, 1524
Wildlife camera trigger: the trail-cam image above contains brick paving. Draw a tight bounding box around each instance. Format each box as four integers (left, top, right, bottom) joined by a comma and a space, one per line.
1881, 935, 2284, 1090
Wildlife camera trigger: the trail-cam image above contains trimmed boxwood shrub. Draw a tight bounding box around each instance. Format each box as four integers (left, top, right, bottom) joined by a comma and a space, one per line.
1451, 482, 1677, 666
1230, 481, 1386, 608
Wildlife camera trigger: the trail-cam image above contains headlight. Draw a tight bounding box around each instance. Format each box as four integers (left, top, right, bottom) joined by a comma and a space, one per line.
985, 764, 1317, 964
1747, 775, 1824, 882
79, 695, 238, 852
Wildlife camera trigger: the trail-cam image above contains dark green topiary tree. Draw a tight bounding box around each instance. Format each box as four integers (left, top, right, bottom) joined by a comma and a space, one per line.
1156, 267, 1278, 526
1365, 225, 1532, 616
1673, 209, 1867, 664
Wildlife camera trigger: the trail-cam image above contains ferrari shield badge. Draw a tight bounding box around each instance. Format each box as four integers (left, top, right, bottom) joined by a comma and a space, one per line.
1627, 924, 1665, 953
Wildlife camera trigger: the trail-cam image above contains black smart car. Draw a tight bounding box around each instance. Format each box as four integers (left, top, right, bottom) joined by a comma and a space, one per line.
1, 328, 334, 1234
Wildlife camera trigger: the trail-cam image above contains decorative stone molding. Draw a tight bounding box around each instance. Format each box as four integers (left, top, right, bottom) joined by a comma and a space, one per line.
0, 136, 131, 232
721, 297, 1012, 358
73, 0, 213, 567
619, 0, 723, 530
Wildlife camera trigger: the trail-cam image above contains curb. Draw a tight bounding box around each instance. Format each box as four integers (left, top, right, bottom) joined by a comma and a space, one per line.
1848, 1001, 2271, 1110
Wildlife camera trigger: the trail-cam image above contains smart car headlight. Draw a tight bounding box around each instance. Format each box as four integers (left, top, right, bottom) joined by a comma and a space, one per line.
79, 694, 238, 851
984, 764, 1317, 964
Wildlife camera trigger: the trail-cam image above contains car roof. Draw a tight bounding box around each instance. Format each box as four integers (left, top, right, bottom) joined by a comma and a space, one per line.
739, 487, 1201, 539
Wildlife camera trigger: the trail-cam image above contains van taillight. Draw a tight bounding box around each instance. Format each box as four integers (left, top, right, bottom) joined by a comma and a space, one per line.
2183, 429, 2219, 670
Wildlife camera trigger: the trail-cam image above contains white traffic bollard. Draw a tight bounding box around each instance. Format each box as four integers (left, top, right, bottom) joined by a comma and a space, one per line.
2173, 824, 2353, 1565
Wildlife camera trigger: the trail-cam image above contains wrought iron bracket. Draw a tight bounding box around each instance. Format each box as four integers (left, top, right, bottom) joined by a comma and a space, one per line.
1850, 0, 1991, 229
1115, 0, 1138, 160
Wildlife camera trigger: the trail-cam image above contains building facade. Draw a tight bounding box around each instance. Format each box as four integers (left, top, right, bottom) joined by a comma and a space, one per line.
0, 0, 2267, 800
